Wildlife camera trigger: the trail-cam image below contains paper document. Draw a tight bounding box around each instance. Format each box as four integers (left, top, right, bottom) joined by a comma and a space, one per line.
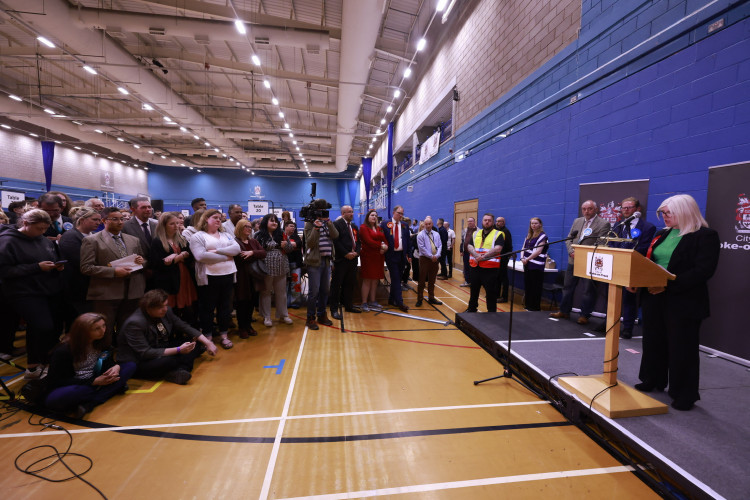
109, 254, 143, 272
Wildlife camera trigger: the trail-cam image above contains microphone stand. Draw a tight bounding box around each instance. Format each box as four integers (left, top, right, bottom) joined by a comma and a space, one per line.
473, 235, 576, 387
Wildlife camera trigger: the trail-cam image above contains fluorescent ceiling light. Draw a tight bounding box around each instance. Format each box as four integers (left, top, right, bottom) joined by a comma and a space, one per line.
72, 121, 83, 125
214, 148, 219, 152
142, 104, 153, 111
37, 36, 55, 48
133, 144, 140, 149
117, 87, 129, 95
117, 137, 125, 142
436, 0, 448, 11
387, 105, 393, 113
263, 80, 271, 89
284, 123, 289, 129
251, 54, 261, 66
289, 133, 294, 138
1, 124, 10, 129
9, 95, 22, 101
160, 155, 166, 159
94, 129, 103, 134
163, 116, 172, 122
83, 65, 97, 75
234, 20, 246, 34
272, 97, 279, 105
279, 111, 284, 118
52, 114, 66, 118
180, 126, 187, 132
44, 108, 55, 114
204, 142, 211, 147
417, 38, 426, 51
380, 118, 386, 124
148, 150, 155, 154
193, 135, 199, 140
394, 90, 401, 98
404, 67, 412, 78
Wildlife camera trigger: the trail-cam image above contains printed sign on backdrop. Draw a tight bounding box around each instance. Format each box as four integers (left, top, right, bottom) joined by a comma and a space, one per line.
100, 171, 115, 192
272, 208, 283, 218
419, 130, 441, 165
1, 190, 25, 208
704, 162, 750, 361
181, 209, 190, 217
248, 201, 269, 216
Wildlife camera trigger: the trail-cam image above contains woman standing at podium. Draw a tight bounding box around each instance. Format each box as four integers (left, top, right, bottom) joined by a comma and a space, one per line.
636, 194, 719, 411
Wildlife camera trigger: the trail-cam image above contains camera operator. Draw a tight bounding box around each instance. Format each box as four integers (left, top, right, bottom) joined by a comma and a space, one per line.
303, 199, 339, 330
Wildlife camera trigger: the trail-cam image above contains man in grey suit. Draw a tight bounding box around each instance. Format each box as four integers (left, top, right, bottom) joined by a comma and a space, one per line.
121, 197, 157, 254
550, 199, 611, 324
81, 207, 147, 338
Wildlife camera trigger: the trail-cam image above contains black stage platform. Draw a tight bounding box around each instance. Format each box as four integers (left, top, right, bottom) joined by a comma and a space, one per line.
456, 311, 749, 500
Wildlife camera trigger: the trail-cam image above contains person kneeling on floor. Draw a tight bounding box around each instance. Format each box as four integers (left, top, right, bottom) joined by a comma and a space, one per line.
118, 289, 218, 385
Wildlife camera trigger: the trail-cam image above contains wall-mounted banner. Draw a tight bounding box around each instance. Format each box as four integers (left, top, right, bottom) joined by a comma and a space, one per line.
579, 179, 650, 223
419, 130, 441, 165
250, 184, 265, 198
248, 201, 269, 216
1, 190, 25, 208
704, 161, 750, 362
101, 171, 115, 192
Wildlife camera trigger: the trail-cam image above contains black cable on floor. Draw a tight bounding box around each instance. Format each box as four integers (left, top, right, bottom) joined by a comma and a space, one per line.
13, 409, 108, 499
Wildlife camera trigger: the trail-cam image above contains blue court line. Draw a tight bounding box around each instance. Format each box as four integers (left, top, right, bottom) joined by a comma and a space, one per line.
263, 359, 286, 375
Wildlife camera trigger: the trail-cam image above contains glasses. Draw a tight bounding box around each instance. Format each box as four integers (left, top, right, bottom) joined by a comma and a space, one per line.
658, 210, 672, 216
621, 205, 636, 210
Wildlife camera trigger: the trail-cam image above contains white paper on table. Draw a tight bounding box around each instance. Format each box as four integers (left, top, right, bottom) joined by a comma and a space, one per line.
109, 254, 143, 272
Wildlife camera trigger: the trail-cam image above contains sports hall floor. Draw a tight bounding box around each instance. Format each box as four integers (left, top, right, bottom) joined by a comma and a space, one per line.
0, 272, 657, 499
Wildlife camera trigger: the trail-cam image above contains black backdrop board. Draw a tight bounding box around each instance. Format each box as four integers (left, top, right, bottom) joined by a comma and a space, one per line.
573, 180, 651, 315
704, 162, 750, 362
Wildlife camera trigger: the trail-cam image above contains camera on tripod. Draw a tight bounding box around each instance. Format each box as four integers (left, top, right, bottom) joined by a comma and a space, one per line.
299, 182, 332, 222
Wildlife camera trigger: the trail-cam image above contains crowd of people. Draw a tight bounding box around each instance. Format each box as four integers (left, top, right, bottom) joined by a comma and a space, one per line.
0, 191, 718, 414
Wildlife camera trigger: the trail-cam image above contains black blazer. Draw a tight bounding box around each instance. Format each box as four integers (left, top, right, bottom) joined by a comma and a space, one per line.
117, 307, 202, 363
43, 215, 73, 239
58, 228, 89, 301
150, 238, 193, 295
649, 227, 720, 319
611, 218, 656, 255
380, 219, 411, 264
332, 218, 361, 262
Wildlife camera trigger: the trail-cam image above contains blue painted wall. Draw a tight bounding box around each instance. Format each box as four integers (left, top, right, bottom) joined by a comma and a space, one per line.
391, 11, 750, 269
147, 165, 359, 217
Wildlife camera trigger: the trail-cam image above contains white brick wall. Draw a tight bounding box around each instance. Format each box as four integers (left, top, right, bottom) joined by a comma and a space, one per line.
0, 129, 147, 198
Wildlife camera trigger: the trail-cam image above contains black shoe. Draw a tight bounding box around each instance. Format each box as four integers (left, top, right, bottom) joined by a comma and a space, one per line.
620, 328, 633, 339
165, 369, 192, 385
388, 300, 397, 307
463, 308, 478, 313
415, 300, 423, 307
74, 403, 94, 419
344, 306, 361, 313
671, 400, 695, 411
330, 309, 342, 320
498, 298, 508, 303
634, 382, 664, 392
427, 298, 442, 305
289, 303, 301, 309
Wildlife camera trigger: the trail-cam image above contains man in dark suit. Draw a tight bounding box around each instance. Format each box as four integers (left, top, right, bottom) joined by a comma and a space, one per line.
609, 197, 656, 338
39, 193, 73, 242
550, 199, 611, 324
437, 218, 449, 279
330, 206, 362, 319
80, 207, 147, 339
380, 205, 411, 312
58, 207, 102, 319
121, 197, 157, 254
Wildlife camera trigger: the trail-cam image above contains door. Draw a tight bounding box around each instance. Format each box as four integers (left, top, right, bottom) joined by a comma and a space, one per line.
453, 199, 478, 272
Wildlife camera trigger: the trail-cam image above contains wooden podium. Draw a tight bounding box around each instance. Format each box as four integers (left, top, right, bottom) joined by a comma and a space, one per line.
557, 245, 674, 418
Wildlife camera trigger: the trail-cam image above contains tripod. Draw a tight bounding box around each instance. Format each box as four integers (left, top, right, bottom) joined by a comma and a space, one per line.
473, 235, 575, 386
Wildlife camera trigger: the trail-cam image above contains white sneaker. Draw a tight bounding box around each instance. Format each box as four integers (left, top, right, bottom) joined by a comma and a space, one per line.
0, 352, 12, 361
361, 303, 370, 312
264, 318, 273, 327
282, 316, 293, 324
369, 302, 382, 310
24, 366, 46, 380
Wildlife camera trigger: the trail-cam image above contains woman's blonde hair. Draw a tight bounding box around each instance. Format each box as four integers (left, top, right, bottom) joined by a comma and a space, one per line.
526, 217, 544, 239
234, 218, 252, 239
657, 194, 707, 236
196, 208, 224, 232
19, 208, 52, 227
154, 212, 188, 251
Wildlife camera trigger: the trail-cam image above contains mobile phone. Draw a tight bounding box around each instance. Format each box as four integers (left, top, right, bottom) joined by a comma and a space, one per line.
55, 260, 68, 265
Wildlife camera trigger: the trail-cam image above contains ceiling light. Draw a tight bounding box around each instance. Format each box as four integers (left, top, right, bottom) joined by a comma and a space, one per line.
292, 140, 297, 145
214, 148, 219, 152
142, 104, 154, 112
163, 116, 172, 122
196, 169, 202, 172
133, 144, 140, 149
121, 160, 126, 164
296, 147, 300, 151
171, 159, 176, 163
234, 20, 246, 35
372, 137, 376, 143
387, 105, 393, 113
251, 171, 255, 175
83, 65, 97, 75
263, 80, 271, 89
144, 167, 149, 170
404, 67, 412, 78
161, 155, 166, 159
289, 133, 293, 138
204, 142, 210, 147
37, 36, 55, 48
189, 166, 194, 170
52, 114, 67, 118
117, 87, 129, 95
272, 97, 279, 106
9, 95, 22, 102
436, 0, 449, 11
380, 118, 386, 125
193, 135, 199, 140
279, 111, 284, 118
284, 123, 289, 129
299, 153, 303, 157
394, 90, 401, 98
107, 156, 113, 159
251, 54, 261, 66
148, 150, 155, 154
0, 124, 10, 129
417, 38, 427, 51
376, 128, 381, 134
73, 146, 81, 149
44, 108, 55, 115
179, 126, 187, 132
222, 153, 227, 158
94, 129, 103, 134
117, 137, 125, 142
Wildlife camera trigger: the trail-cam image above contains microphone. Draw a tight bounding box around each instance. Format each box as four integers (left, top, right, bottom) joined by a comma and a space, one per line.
568, 229, 579, 240
621, 211, 641, 226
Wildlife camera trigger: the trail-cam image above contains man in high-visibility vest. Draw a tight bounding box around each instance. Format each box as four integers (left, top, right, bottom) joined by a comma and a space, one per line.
466, 213, 504, 312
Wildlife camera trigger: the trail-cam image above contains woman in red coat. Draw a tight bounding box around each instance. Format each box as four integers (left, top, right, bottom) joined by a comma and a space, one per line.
359, 209, 388, 311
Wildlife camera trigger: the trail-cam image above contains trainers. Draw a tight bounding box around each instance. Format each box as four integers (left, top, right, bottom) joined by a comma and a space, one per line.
459, 282, 470, 287
282, 316, 293, 324
369, 302, 382, 310
0, 352, 12, 361
263, 318, 273, 327
361, 303, 370, 312
164, 369, 192, 385
24, 366, 46, 380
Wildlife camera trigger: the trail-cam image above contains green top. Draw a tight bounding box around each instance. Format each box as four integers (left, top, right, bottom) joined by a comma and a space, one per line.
652, 229, 682, 268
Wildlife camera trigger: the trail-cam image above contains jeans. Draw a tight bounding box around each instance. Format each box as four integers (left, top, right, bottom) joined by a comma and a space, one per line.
307, 258, 332, 317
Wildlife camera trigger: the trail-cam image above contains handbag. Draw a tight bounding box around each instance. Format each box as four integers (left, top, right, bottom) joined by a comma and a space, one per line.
249, 259, 269, 281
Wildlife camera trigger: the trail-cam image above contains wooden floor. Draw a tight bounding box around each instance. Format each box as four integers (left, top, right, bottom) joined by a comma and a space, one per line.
0, 271, 658, 499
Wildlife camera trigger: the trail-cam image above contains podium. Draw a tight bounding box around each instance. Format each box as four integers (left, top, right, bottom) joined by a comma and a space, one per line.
557, 245, 674, 418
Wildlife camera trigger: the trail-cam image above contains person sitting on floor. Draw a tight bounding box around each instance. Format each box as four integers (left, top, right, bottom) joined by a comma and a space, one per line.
45, 312, 136, 418
117, 289, 217, 385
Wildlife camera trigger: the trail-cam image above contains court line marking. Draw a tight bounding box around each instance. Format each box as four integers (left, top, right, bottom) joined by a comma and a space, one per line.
0, 401, 550, 439
276, 466, 635, 500
504, 348, 726, 500
259, 326, 309, 500
125, 380, 164, 394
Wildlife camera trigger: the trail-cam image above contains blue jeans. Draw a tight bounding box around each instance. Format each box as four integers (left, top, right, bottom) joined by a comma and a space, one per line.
306, 258, 332, 317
